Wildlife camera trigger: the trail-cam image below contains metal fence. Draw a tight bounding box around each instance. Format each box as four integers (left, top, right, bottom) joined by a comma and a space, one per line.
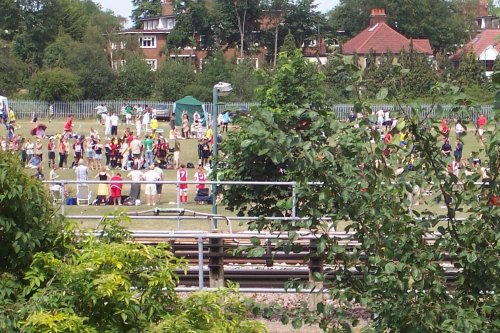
9, 100, 494, 121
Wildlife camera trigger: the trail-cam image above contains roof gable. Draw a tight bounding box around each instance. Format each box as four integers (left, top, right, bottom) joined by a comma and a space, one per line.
451, 29, 500, 61
342, 22, 433, 55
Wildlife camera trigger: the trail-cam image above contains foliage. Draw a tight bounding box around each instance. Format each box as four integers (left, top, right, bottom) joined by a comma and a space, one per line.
0, 40, 25, 95
116, 55, 155, 99
454, 50, 486, 88
157, 59, 198, 101
196, 51, 236, 100
29, 67, 83, 101
0, 152, 64, 275
149, 287, 268, 333
221, 47, 500, 331
66, 27, 117, 100
221, 50, 328, 219
323, 54, 360, 102
283, 0, 322, 51
167, 0, 215, 52
229, 60, 259, 101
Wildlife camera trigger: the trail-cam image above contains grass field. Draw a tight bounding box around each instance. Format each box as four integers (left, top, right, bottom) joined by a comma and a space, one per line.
11, 115, 490, 232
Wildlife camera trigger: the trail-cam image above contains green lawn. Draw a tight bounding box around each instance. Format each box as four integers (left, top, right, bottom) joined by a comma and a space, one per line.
13, 116, 489, 232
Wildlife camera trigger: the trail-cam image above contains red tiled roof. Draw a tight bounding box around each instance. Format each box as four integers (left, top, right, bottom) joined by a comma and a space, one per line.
342, 22, 433, 55
450, 29, 500, 61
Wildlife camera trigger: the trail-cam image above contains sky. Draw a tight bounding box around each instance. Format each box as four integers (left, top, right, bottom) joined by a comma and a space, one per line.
95, 0, 340, 26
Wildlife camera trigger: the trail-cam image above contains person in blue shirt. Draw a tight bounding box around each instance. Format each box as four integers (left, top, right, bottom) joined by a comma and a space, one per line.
222, 111, 231, 133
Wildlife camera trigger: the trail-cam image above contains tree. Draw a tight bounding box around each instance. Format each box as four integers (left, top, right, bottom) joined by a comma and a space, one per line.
229, 60, 259, 101
131, 0, 162, 29
454, 50, 486, 88
167, 0, 214, 53
116, 55, 155, 99
221, 51, 328, 219
66, 27, 117, 100
0, 40, 25, 96
0, 152, 63, 275
156, 59, 198, 101
284, 0, 323, 52
220, 47, 500, 331
29, 67, 83, 101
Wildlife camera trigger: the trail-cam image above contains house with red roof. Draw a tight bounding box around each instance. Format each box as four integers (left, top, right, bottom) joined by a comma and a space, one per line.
341, 9, 433, 69
450, 29, 500, 77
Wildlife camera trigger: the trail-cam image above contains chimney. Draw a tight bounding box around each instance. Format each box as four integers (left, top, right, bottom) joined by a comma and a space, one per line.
370, 8, 387, 27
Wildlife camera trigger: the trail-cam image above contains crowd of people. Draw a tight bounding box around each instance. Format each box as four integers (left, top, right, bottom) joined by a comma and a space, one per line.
0, 103, 219, 206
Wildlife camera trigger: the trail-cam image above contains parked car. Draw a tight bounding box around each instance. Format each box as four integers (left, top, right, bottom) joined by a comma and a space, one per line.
153, 104, 172, 121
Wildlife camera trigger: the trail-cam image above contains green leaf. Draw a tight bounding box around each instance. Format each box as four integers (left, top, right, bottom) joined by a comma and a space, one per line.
385, 262, 396, 274
376, 87, 388, 100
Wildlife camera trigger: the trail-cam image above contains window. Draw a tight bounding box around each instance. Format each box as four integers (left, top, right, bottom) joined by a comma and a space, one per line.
237, 57, 259, 69
120, 60, 127, 66
145, 20, 158, 30
111, 60, 118, 70
120, 41, 127, 49
145, 59, 158, 71
140, 36, 156, 48
166, 18, 175, 30
110, 42, 117, 50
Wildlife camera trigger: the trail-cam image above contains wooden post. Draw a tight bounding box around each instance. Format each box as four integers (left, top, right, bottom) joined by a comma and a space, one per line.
308, 239, 324, 309
208, 233, 224, 288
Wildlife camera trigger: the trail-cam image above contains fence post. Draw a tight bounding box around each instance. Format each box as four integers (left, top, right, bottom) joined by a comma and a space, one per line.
208, 233, 224, 288
308, 239, 324, 309
198, 236, 205, 289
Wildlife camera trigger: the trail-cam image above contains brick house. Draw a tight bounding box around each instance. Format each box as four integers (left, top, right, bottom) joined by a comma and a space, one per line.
341, 9, 433, 70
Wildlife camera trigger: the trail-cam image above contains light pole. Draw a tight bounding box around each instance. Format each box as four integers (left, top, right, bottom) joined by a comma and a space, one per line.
211, 82, 232, 229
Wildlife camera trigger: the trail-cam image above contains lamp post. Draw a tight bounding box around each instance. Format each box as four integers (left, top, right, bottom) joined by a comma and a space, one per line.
211, 82, 232, 229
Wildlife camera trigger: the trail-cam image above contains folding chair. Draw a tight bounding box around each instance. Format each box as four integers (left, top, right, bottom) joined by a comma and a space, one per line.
77, 185, 92, 206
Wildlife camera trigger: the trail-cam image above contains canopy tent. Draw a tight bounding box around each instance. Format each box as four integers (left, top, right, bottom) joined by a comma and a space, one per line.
174, 96, 206, 127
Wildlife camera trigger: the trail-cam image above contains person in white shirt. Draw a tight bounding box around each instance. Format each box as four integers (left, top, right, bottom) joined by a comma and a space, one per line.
455, 119, 466, 138
143, 164, 161, 206
110, 113, 119, 136
127, 165, 143, 203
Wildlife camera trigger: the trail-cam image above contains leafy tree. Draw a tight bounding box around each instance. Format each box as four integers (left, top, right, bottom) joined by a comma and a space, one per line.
221, 46, 499, 331
66, 27, 117, 100
167, 0, 214, 52
221, 50, 327, 219
322, 54, 360, 102
454, 50, 486, 87
131, 0, 162, 28
29, 67, 83, 101
43, 29, 75, 69
0, 40, 25, 95
0, 0, 20, 41
116, 55, 155, 99
195, 50, 236, 100
229, 60, 259, 101
284, 0, 322, 51
156, 59, 198, 101
149, 287, 267, 333
0, 152, 63, 274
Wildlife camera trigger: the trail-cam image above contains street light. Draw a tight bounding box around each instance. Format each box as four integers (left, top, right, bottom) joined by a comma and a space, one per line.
212, 82, 232, 229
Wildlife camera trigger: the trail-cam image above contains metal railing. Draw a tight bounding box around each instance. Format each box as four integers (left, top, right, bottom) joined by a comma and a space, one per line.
9, 99, 493, 121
